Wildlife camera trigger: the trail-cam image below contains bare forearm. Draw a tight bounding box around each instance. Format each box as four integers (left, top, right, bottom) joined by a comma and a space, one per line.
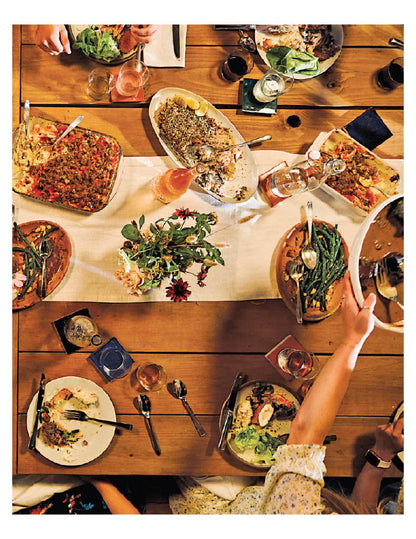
92, 481, 140, 514
351, 462, 384, 509
287, 342, 360, 445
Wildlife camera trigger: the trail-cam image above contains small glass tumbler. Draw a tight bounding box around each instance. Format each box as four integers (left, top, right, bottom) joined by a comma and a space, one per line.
376, 57, 404, 90
252, 67, 294, 103
63, 314, 103, 348
87, 68, 115, 100
115, 58, 149, 97
136, 362, 167, 391
277, 348, 320, 380
221, 47, 254, 82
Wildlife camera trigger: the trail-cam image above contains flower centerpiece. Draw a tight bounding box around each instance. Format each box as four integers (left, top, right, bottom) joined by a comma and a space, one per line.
115, 208, 224, 301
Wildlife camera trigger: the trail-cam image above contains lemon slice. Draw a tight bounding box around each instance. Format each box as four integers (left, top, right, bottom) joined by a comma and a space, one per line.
173, 95, 187, 107
195, 100, 209, 117
185, 97, 200, 110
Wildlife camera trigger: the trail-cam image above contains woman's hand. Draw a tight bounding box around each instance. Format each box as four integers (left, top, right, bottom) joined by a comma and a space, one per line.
341, 270, 376, 348
372, 417, 404, 462
130, 25, 159, 44
35, 25, 71, 55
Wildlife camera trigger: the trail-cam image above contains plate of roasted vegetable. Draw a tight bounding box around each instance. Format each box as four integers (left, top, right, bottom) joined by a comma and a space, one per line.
69, 25, 139, 64
220, 381, 300, 468
12, 220, 71, 310
149, 87, 258, 203
276, 219, 348, 321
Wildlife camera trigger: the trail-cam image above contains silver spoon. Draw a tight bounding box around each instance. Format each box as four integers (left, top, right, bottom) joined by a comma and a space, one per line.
137, 394, 161, 456
52, 115, 84, 147
35, 116, 84, 164
172, 379, 206, 437
186, 134, 272, 163
301, 201, 317, 270
38, 238, 52, 298
289, 256, 304, 324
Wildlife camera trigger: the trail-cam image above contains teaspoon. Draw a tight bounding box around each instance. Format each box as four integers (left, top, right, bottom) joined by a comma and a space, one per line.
172, 379, 206, 437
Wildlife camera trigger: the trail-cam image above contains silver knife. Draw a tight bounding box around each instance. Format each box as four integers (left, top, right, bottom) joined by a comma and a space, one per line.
28, 373, 46, 450
218, 372, 245, 451
172, 24, 180, 59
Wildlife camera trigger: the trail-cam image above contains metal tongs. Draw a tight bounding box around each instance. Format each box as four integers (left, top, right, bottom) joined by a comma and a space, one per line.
136, 394, 161, 456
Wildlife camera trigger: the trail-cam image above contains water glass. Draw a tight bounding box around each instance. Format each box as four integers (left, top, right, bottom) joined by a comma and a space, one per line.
252, 67, 294, 103
87, 68, 115, 100
221, 48, 254, 82
377, 57, 404, 90
136, 362, 167, 391
115, 58, 149, 97
63, 314, 102, 348
277, 348, 320, 380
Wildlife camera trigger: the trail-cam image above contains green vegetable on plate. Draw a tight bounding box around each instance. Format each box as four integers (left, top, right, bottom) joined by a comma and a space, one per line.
266, 46, 320, 76
73, 27, 121, 63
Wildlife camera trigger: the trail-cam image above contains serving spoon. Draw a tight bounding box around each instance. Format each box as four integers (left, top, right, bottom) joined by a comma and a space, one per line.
186, 134, 272, 163
289, 256, 304, 324
38, 237, 52, 298
172, 379, 206, 437
35, 115, 84, 163
301, 201, 317, 270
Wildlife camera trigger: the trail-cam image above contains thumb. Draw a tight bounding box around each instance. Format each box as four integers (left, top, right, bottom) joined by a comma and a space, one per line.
362, 292, 377, 311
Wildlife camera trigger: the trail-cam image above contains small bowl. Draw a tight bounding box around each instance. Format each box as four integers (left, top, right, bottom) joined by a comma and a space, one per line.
349, 194, 403, 333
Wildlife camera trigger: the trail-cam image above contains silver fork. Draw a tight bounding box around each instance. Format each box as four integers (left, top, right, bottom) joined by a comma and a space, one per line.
63, 409, 133, 430
375, 259, 404, 310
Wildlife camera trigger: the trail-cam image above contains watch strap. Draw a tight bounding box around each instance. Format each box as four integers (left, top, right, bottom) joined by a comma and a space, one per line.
365, 449, 392, 469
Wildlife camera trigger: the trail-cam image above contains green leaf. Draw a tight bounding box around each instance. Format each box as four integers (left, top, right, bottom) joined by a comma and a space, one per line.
138, 215, 145, 229
121, 224, 140, 242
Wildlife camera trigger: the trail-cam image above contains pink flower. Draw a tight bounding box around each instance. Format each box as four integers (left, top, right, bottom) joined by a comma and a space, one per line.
12, 272, 27, 288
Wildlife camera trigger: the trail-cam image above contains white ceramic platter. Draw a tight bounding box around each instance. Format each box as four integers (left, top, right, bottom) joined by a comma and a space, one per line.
149, 87, 258, 204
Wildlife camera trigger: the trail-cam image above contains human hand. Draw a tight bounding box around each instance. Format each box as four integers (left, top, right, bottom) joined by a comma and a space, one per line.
35, 25, 71, 55
130, 25, 159, 44
341, 270, 376, 348
372, 416, 404, 462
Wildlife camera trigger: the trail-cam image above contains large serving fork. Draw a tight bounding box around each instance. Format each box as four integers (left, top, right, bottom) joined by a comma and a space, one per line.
375, 258, 404, 310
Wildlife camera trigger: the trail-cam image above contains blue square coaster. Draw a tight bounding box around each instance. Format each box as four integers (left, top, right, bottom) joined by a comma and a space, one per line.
89, 337, 134, 381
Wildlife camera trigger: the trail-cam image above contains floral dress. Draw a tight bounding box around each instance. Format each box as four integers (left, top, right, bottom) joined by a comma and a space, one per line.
169, 444, 328, 515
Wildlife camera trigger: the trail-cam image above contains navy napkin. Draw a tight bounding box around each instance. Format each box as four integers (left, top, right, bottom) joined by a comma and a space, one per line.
343, 107, 393, 151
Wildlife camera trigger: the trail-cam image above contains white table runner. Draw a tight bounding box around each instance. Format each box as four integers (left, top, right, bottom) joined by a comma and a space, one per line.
13, 151, 403, 303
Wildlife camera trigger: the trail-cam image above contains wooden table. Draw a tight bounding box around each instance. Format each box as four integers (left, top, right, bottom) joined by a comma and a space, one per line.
13, 25, 403, 478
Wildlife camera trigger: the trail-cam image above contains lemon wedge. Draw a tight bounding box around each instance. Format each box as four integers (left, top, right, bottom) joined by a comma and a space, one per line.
185, 97, 200, 110
173, 95, 187, 107
195, 100, 209, 117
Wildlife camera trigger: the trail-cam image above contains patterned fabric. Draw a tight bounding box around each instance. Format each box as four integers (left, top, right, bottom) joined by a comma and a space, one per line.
14, 484, 110, 515
169, 444, 328, 515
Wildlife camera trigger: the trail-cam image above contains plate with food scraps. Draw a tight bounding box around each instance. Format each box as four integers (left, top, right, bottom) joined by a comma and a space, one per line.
12, 116, 123, 213
349, 194, 403, 332
68, 25, 139, 64
27, 376, 116, 466
149, 87, 258, 204
220, 381, 300, 469
255, 24, 343, 80
276, 219, 348, 321
12, 220, 71, 311
308, 129, 401, 216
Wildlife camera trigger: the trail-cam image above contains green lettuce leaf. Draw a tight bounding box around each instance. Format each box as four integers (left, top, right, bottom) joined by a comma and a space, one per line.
266, 46, 320, 76
73, 27, 121, 63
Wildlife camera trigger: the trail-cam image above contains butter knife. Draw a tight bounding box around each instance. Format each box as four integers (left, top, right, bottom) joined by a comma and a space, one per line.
218, 372, 245, 451
172, 24, 180, 59
28, 373, 46, 450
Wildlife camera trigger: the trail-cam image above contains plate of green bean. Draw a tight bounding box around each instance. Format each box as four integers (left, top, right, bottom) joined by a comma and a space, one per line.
12, 220, 71, 310
276, 219, 348, 321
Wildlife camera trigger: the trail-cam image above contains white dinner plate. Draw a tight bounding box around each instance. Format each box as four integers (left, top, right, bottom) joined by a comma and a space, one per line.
27, 376, 116, 466
255, 25, 343, 80
149, 87, 258, 204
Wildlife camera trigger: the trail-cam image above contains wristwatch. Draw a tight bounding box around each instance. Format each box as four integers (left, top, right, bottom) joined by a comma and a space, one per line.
365, 449, 392, 469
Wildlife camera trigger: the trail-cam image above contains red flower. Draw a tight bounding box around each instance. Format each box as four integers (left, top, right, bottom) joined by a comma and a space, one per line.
173, 208, 195, 219
197, 265, 208, 287
165, 278, 192, 302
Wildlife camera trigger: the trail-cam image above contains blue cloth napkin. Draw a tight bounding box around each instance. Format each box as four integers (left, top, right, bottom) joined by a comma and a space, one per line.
343, 107, 393, 151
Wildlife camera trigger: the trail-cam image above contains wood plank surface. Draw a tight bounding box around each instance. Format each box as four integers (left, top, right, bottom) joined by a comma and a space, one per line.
16, 415, 401, 477
17, 300, 403, 356
16, 106, 404, 158
19, 45, 403, 108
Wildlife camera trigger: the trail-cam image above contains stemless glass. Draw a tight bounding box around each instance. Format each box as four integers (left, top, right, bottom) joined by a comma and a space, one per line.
87, 68, 115, 100
136, 362, 167, 391
277, 348, 320, 380
252, 66, 294, 103
221, 47, 254, 82
63, 315, 102, 348
115, 58, 149, 97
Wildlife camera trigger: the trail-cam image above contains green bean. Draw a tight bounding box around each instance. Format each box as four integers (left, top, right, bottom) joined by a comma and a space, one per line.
13, 222, 42, 264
